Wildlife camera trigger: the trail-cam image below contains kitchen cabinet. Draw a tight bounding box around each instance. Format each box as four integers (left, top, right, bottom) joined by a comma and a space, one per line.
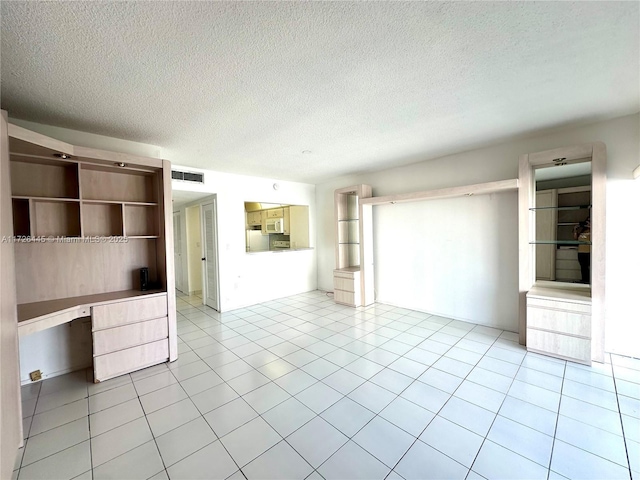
246, 211, 262, 226
288, 206, 309, 249
265, 208, 284, 219
283, 207, 290, 234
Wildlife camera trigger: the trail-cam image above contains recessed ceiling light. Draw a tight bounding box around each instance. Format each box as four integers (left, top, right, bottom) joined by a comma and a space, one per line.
54, 153, 72, 159
114, 162, 126, 167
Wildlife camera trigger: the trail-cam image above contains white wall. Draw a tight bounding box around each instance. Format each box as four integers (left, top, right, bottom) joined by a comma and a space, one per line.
186, 205, 203, 294
172, 171, 317, 311
316, 113, 640, 357
19, 318, 92, 383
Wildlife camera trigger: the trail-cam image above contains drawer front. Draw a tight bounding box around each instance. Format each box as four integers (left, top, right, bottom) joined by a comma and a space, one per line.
92, 295, 168, 330
527, 307, 591, 338
94, 339, 169, 381
527, 329, 591, 364
93, 317, 169, 356
527, 297, 591, 314
333, 270, 360, 280
334, 277, 355, 292
334, 289, 356, 306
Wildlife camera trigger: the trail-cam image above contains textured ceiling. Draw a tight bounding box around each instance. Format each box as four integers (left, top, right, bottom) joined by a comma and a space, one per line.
1, 1, 638, 183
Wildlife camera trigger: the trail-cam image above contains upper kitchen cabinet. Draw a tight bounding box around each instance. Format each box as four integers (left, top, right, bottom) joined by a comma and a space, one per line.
244, 202, 311, 252
264, 208, 284, 219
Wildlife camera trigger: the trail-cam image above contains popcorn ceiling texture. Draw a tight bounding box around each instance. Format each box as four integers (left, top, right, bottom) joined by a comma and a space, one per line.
1, 1, 638, 183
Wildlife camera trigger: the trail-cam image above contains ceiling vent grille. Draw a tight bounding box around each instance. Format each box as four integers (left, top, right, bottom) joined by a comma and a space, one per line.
172, 170, 204, 184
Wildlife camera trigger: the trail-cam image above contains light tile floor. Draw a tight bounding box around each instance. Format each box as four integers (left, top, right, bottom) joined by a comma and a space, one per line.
13, 290, 640, 480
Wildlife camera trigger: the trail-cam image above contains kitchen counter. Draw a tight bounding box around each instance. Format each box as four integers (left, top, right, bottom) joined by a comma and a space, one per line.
245, 247, 314, 255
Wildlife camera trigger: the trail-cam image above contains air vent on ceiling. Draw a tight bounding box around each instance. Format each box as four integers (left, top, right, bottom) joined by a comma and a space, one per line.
172, 170, 204, 184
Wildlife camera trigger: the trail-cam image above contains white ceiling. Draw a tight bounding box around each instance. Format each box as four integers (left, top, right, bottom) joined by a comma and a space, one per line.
1, 2, 638, 184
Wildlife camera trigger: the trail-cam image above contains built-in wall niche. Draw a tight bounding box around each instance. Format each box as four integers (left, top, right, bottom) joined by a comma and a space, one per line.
519, 143, 606, 364
10, 156, 79, 199
533, 161, 592, 283
244, 201, 310, 251
80, 165, 157, 203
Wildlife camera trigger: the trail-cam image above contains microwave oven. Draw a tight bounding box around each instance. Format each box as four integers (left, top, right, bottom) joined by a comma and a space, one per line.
265, 218, 284, 234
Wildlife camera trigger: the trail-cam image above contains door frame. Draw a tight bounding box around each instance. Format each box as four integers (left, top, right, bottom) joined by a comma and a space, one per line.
201, 199, 220, 311
172, 211, 184, 293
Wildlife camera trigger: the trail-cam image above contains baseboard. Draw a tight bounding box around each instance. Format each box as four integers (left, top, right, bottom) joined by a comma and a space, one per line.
20, 363, 92, 385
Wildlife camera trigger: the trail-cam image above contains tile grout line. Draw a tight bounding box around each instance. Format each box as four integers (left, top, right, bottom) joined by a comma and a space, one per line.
610, 353, 635, 479
24, 291, 637, 480
545, 357, 567, 480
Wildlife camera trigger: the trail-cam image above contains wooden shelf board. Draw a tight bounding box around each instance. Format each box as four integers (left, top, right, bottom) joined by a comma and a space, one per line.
12, 196, 80, 203
82, 199, 157, 206
334, 266, 361, 273
528, 282, 591, 304
127, 235, 160, 239
360, 179, 518, 206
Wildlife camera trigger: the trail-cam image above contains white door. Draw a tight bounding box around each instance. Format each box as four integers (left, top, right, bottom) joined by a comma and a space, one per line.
173, 212, 184, 293
202, 201, 220, 311
1, 111, 22, 479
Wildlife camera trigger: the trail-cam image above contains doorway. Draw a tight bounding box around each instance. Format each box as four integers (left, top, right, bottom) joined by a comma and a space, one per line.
201, 201, 220, 311
173, 211, 184, 293
172, 192, 220, 311
185, 205, 203, 297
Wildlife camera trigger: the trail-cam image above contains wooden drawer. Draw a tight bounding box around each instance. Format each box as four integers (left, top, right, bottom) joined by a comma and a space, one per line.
527, 297, 591, 314
93, 317, 169, 356
527, 307, 591, 338
334, 289, 356, 306
333, 269, 360, 279
527, 329, 591, 364
92, 295, 167, 330
334, 276, 355, 292
94, 339, 169, 381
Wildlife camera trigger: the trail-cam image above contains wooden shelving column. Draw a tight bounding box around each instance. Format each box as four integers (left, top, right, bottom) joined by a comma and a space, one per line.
333, 184, 374, 307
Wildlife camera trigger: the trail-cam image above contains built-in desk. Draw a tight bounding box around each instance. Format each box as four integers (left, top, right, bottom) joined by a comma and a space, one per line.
18, 290, 165, 336
18, 290, 171, 382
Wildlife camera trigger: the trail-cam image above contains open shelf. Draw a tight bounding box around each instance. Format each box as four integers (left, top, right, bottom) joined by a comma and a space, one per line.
80, 164, 157, 203
530, 205, 590, 211
32, 200, 81, 237
124, 205, 159, 237
12, 199, 30, 236
10, 158, 79, 199
83, 203, 124, 237
530, 240, 591, 245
